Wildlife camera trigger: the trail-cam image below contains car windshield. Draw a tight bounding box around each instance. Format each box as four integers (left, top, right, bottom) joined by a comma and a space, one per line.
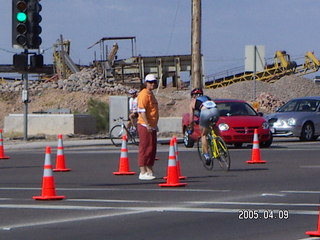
277, 99, 320, 112
216, 102, 258, 116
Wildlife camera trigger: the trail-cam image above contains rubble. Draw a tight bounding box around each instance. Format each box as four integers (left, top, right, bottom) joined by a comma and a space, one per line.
255, 92, 285, 112
0, 68, 133, 95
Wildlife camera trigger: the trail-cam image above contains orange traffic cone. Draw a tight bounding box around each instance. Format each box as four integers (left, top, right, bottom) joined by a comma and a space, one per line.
159, 138, 187, 187
306, 208, 320, 236
53, 134, 70, 172
246, 129, 266, 164
173, 136, 187, 180
33, 146, 65, 200
164, 136, 186, 180
113, 135, 136, 175
0, 129, 9, 160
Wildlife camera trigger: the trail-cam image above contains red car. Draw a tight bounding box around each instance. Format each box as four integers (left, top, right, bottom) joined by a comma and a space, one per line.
182, 99, 273, 148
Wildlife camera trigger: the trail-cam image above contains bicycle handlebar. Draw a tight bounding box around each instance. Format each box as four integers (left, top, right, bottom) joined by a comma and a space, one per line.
113, 117, 130, 122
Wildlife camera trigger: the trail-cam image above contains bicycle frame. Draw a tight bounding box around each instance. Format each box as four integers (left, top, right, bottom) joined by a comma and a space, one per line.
113, 118, 128, 137
118, 124, 126, 137
198, 124, 230, 171
210, 129, 227, 159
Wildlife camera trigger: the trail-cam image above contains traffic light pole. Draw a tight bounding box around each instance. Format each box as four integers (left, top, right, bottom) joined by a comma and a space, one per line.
12, 0, 43, 141
22, 49, 28, 141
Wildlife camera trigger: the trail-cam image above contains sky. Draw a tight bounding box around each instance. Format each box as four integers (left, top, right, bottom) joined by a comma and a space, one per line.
1, 0, 320, 80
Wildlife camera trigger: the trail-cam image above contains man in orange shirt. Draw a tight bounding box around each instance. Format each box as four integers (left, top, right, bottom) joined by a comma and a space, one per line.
137, 74, 159, 180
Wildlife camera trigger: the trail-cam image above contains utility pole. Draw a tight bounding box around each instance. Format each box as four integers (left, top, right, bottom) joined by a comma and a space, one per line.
191, 0, 202, 89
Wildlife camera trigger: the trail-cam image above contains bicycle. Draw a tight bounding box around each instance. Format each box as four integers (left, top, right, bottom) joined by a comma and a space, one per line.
197, 125, 231, 171
109, 117, 139, 147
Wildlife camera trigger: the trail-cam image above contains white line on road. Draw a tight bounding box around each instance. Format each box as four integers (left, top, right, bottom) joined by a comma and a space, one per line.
0, 208, 143, 230
261, 193, 286, 197
300, 165, 320, 169
0, 187, 230, 193
0, 197, 318, 208
67, 198, 320, 207
0, 203, 319, 231
282, 190, 320, 194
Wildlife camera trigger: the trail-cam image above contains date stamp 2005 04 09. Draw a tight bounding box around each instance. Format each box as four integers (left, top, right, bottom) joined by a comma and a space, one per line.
238, 209, 289, 220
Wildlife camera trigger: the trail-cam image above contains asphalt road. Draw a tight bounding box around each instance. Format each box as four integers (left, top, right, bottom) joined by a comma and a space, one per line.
1, 138, 320, 240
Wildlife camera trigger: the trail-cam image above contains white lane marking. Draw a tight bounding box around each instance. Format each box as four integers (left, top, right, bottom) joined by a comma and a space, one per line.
0, 209, 143, 230
0, 204, 319, 230
64, 147, 320, 154
261, 193, 286, 197
300, 165, 320, 169
0, 204, 121, 210
282, 190, 320, 194
1, 195, 319, 230
66, 199, 320, 207
299, 238, 320, 240
0, 187, 230, 193
1, 198, 318, 208
183, 201, 319, 207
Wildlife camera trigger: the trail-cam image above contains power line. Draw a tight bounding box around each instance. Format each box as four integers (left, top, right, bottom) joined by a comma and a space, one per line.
0, 48, 16, 54
165, 0, 181, 55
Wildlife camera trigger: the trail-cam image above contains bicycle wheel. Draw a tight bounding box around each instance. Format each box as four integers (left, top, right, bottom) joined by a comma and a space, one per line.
215, 136, 231, 171
197, 136, 214, 170
109, 125, 124, 146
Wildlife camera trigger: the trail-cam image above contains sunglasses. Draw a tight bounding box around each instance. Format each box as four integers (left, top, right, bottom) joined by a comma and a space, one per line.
147, 81, 157, 84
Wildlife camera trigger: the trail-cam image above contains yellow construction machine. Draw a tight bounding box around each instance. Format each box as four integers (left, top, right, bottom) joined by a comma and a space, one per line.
205, 50, 320, 89
53, 35, 80, 80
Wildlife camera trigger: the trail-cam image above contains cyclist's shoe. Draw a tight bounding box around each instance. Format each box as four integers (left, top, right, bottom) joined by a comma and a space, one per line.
204, 153, 212, 166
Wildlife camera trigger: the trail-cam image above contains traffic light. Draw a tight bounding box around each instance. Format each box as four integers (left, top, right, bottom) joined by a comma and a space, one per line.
30, 54, 43, 69
13, 53, 28, 71
12, 0, 28, 48
12, 0, 42, 49
27, 0, 42, 49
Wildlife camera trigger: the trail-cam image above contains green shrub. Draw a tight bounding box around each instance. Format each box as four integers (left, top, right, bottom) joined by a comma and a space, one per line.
87, 98, 109, 132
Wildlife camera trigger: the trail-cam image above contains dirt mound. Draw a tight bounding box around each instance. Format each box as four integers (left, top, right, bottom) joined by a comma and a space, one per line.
0, 75, 319, 129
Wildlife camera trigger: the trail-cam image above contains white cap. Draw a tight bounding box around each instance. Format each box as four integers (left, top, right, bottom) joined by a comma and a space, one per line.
145, 74, 157, 82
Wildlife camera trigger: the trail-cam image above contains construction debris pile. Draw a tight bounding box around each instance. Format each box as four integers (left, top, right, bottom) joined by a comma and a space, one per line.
0, 68, 133, 95
255, 92, 285, 113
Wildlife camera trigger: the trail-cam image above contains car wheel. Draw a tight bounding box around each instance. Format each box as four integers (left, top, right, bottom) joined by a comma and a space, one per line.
234, 143, 243, 148
183, 128, 194, 148
260, 133, 273, 148
299, 123, 314, 141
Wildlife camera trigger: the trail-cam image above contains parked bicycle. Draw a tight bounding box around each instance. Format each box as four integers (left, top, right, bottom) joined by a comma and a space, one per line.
197, 124, 231, 171
109, 117, 139, 146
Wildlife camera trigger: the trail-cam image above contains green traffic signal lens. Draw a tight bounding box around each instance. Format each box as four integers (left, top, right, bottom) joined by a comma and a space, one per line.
16, 12, 27, 22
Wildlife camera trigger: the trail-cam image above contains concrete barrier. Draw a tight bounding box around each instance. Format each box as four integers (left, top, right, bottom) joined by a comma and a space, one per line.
3, 114, 182, 136
4, 114, 96, 135
158, 117, 182, 134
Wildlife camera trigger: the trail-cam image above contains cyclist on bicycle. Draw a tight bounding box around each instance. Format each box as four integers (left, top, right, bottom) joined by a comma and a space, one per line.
189, 88, 219, 165
127, 89, 138, 132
